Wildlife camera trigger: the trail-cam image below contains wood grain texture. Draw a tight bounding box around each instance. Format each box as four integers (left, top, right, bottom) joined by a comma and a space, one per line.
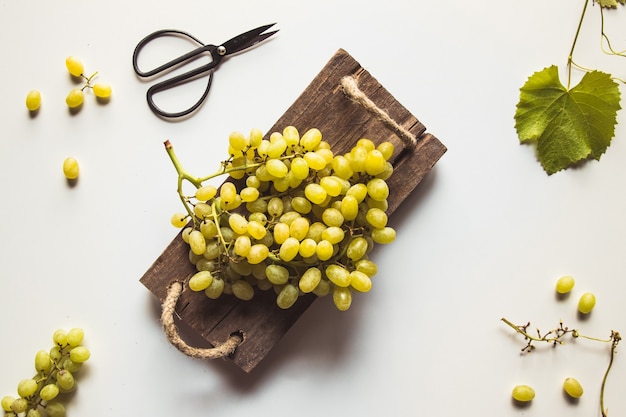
140, 48, 447, 372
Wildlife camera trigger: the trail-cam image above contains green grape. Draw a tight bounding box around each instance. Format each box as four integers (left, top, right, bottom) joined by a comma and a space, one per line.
232, 280, 254, 300
219, 182, 237, 205
355, 259, 378, 276
556, 275, 575, 294
511, 384, 535, 402
279, 211, 301, 226
56, 369, 75, 391
300, 128, 322, 151
49, 346, 62, 361
27, 408, 42, 417
297, 238, 316, 258
40, 384, 60, 401
200, 220, 218, 239
325, 264, 351, 287
170, 213, 187, 228
277, 284, 299, 309
203, 241, 221, 260
366, 208, 388, 228
371, 227, 396, 244
321, 207, 344, 227
365, 149, 387, 175
204, 277, 225, 299
279, 237, 300, 261
266, 158, 289, 178
267, 197, 284, 217
62, 157, 80, 180
234, 235, 252, 257
189, 271, 213, 291
290, 157, 310, 180
228, 213, 248, 235
283, 125, 300, 146
266, 264, 289, 285
247, 244, 269, 264
316, 240, 334, 260
61, 358, 82, 373
45, 401, 66, 417
229, 131, 248, 151
578, 292, 596, 314
367, 178, 389, 201
193, 202, 212, 219
304, 183, 327, 204
273, 222, 290, 245
320, 176, 343, 197
350, 270, 372, 292
267, 137, 287, 158
188, 230, 206, 255
65, 88, 84, 108
11, 398, 28, 414
196, 185, 217, 201
321, 226, 344, 244
53, 329, 68, 346
340, 195, 359, 221
331, 155, 354, 179
240, 186, 260, 202
306, 222, 326, 242
66, 328, 84, 347
249, 128, 263, 148
299, 267, 322, 293
347, 237, 369, 261
303, 151, 327, 171
35, 350, 52, 373
92, 83, 112, 99
333, 286, 352, 311
563, 377, 583, 398
1, 396, 14, 412
247, 220, 267, 240
65, 56, 84, 77
357, 138, 375, 150
349, 145, 367, 172
25, 89, 41, 111
289, 217, 310, 241
17, 379, 37, 398
377, 141, 395, 160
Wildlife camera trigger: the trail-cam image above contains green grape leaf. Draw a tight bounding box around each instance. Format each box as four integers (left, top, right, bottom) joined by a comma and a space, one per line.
597, 0, 625, 7
514, 65, 621, 175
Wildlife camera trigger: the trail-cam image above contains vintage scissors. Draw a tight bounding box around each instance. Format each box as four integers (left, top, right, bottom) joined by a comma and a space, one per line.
132, 23, 278, 118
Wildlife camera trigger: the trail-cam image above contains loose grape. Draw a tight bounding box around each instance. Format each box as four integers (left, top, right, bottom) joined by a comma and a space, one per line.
17, 379, 38, 397
189, 271, 213, 291
62, 157, 80, 180
40, 384, 60, 401
66, 328, 84, 347
578, 292, 596, 314
563, 377, 583, 398
277, 284, 299, 309
556, 275, 575, 294
66, 88, 84, 108
511, 384, 535, 402
92, 83, 112, 99
333, 286, 352, 311
26, 89, 41, 111
65, 56, 84, 77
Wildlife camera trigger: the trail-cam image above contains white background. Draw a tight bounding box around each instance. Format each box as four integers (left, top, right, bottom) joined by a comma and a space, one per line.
1, 1, 626, 416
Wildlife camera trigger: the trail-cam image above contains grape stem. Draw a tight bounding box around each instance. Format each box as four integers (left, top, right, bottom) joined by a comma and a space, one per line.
502, 317, 620, 417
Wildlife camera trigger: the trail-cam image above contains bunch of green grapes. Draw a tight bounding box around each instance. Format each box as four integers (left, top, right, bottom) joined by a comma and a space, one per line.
168, 126, 397, 311
1, 328, 91, 417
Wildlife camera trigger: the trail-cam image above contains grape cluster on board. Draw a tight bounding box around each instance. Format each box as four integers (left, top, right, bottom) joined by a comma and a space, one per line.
1, 328, 91, 417
168, 126, 397, 311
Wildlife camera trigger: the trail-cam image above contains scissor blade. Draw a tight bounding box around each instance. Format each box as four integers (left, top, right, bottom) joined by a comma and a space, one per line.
222, 23, 278, 55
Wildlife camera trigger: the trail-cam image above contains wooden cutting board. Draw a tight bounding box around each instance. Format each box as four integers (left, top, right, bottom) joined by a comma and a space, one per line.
140, 48, 447, 372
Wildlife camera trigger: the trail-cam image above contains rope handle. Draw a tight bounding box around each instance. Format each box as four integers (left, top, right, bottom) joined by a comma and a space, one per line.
161, 281, 243, 359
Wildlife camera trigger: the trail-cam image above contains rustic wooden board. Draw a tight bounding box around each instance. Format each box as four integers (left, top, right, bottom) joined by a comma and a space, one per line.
140, 48, 447, 372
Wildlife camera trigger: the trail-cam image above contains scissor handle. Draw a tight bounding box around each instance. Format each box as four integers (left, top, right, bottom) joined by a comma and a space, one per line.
132, 29, 222, 118
146, 67, 214, 118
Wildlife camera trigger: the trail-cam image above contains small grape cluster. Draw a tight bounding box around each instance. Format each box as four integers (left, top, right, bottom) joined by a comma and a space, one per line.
24, 56, 112, 113
1, 328, 91, 417
168, 126, 397, 311
64, 56, 111, 109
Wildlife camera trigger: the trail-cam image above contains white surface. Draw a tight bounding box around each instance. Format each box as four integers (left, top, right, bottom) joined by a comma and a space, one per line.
1, 1, 625, 416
